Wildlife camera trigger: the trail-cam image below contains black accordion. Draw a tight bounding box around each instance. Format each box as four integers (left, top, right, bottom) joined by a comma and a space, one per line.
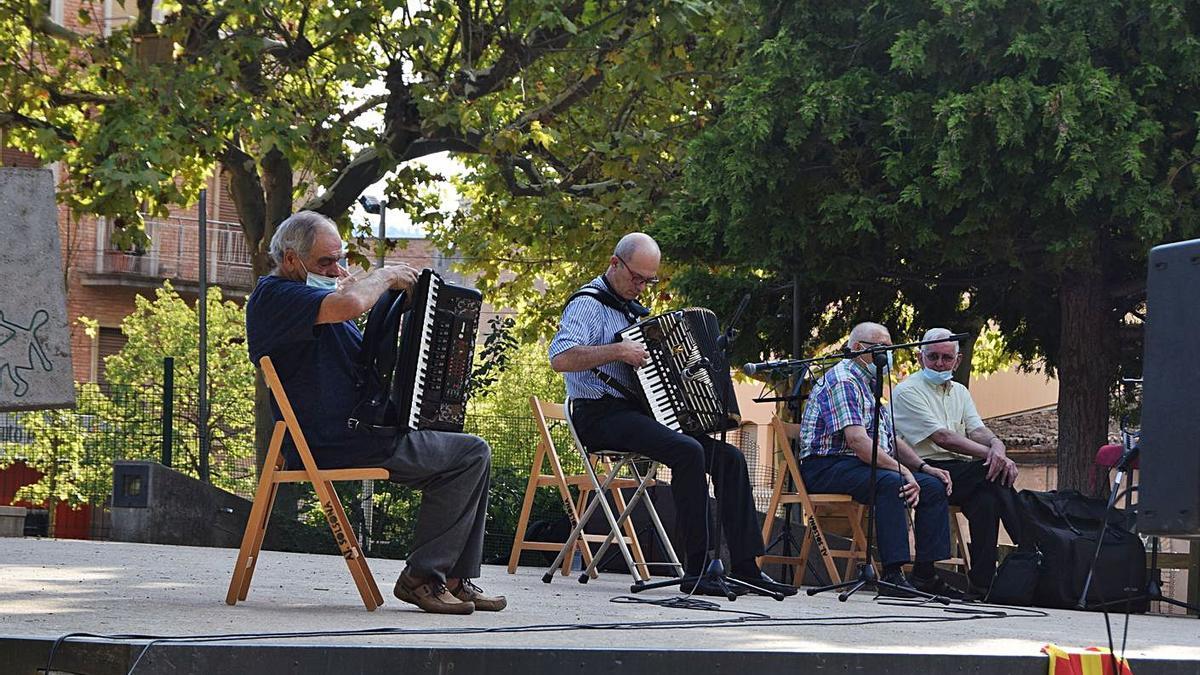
349, 269, 482, 435
616, 307, 741, 436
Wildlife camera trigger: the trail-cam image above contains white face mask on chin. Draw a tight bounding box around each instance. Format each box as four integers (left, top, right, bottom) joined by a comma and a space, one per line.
921, 368, 955, 384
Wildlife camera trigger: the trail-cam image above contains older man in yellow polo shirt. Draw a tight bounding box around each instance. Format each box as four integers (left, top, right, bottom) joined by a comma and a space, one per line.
891, 328, 1024, 595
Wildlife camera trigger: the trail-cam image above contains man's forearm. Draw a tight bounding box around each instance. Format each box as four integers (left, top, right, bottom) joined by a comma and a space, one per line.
968, 426, 1005, 453
928, 428, 992, 459
317, 268, 399, 324
895, 440, 926, 471
848, 435, 903, 472
551, 344, 623, 373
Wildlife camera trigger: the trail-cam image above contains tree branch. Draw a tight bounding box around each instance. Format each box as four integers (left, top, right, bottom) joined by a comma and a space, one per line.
449, 0, 588, 100
0, 111, 75, 142
220, 142, 267, 259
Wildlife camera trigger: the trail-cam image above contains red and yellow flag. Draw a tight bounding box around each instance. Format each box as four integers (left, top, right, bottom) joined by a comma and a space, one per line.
1042, 644, 1133, 675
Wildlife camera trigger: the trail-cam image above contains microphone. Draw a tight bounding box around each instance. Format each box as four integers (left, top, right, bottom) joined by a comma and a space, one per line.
741, 360, 794, 376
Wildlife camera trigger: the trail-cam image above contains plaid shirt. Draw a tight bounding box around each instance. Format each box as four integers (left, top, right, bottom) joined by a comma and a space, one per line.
798, 358, 895, 459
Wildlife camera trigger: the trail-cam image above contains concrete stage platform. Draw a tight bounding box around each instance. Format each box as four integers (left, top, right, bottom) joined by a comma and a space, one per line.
1, 538, 1197, 674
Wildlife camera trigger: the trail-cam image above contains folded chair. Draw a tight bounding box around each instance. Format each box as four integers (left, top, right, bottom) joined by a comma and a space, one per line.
508, 396, 651, 577
226, 356, 390, 611
759, 416, 868, 585
542, 398, 684, 587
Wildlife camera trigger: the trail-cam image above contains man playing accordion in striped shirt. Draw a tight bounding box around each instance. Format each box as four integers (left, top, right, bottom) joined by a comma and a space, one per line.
548, 232, 795, 598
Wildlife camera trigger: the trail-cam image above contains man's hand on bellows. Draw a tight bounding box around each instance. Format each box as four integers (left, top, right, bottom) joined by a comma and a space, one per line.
388, 264, 418, 291
615, 341, 650, 369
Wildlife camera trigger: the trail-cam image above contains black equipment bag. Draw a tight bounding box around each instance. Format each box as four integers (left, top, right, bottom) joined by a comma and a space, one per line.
1016, 489, 1147, 612
985, 549, 1043, 606
346, 288, 407, 436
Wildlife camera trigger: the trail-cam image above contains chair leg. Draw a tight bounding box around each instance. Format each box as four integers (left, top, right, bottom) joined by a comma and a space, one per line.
580, 458, 644, 584
795, 520, 815, 584
635, 463, 684, 578
846, 506, 869, 580
758, 468, 787, 568
227, 423, 285, 606
544, 476, 606, 581
573, 488, 596, 576
508, 441, 546, 574
610, 483, 651, 581
808, 512, 843, 585
313, 479, 382, 611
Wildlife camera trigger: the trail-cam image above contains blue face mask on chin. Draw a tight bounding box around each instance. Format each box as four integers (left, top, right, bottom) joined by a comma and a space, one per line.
921, 368, 955, 384
299, 260, 338, 291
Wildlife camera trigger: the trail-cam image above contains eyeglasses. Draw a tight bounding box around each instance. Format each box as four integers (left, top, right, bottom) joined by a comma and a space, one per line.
922, 352, 959, 364
615, 253, 659, 286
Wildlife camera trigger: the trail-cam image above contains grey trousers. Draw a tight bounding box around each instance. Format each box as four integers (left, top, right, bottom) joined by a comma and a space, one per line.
380, 430, 491, 584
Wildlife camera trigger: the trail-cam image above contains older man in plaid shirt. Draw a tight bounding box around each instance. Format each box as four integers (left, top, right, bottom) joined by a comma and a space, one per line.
799, 322, 957, 596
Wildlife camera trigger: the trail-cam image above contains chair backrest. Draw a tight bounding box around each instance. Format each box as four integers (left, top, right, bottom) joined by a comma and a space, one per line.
769, 415, 812, 500
530, 395, 565, 455
259, 355, 323, 473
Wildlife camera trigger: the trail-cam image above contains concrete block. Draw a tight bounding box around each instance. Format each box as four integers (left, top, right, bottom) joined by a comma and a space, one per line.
0, 168, 74, 411
0, 505, 27, 537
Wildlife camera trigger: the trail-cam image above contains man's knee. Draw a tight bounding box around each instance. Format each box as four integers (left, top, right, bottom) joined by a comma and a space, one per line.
665, 435, 705, 471
461, 434, 491, 468
713, 441, 747, 470
874, 471, 905, 494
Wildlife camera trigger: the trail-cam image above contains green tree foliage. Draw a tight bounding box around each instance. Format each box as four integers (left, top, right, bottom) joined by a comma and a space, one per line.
86, 282, 257, 495
656, 0, 1200, 490
1, 0, 747, 463
1, 0, 744, 277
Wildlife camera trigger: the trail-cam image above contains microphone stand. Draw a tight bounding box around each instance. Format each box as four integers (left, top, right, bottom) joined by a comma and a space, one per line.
804, 336, 963, 603
630, 294, 785, 600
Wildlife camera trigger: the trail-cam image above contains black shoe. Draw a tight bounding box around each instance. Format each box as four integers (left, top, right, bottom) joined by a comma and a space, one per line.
876, 571, 921, 598
681, 576, 748, 597
911, 573, 969, 600
731, 571, 799, 597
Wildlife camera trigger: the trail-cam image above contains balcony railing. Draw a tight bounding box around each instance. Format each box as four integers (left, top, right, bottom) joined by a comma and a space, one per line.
93, 215, 255, 291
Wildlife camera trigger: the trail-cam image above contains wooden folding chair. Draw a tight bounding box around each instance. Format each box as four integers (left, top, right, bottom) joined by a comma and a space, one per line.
508, 396, 652, 577
226, 356, 390, 611
759, 416, 868, 585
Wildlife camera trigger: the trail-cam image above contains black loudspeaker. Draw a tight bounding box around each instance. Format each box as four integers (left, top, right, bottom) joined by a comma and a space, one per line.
1138, 238, 1200, 539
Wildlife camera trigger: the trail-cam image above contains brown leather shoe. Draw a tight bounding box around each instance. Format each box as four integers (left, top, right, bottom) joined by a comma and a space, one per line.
393, 569, 475, 615
449, 578, 507, 612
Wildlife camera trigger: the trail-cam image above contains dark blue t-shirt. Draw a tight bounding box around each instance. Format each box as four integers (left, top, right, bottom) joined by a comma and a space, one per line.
245, 275, 390, 469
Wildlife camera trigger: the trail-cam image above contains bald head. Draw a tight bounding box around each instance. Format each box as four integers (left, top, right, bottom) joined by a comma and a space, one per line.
614, 232, 659, 260
849, 322, 890, 344
606, 232, 661, 301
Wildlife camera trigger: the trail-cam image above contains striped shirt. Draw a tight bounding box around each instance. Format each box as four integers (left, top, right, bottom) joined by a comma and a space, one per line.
799, 358, 895, 459
548, 276, 639, 401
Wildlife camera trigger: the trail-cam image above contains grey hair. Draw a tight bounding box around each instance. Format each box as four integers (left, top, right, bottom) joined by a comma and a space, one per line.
268, 210, 335, 270
614, 232, 660, 260
848, 322, 889, 344
921, 327, 959, 354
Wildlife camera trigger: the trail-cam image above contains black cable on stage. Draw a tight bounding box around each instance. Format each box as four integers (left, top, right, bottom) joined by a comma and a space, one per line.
41, 597, 1047, 675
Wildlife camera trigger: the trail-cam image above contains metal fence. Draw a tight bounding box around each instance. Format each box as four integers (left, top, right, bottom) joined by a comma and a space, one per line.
0, 384, 769, 568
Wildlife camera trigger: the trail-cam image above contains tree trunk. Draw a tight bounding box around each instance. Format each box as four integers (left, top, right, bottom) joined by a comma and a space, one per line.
1056, 266, 1117, 495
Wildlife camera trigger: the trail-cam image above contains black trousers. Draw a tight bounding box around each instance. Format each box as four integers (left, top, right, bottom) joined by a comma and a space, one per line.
929, 458, 1025, 589
571, 396, 764, 575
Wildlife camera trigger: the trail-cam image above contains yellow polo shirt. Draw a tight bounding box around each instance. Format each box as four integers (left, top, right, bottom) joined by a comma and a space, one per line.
891, 372, 984, 461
